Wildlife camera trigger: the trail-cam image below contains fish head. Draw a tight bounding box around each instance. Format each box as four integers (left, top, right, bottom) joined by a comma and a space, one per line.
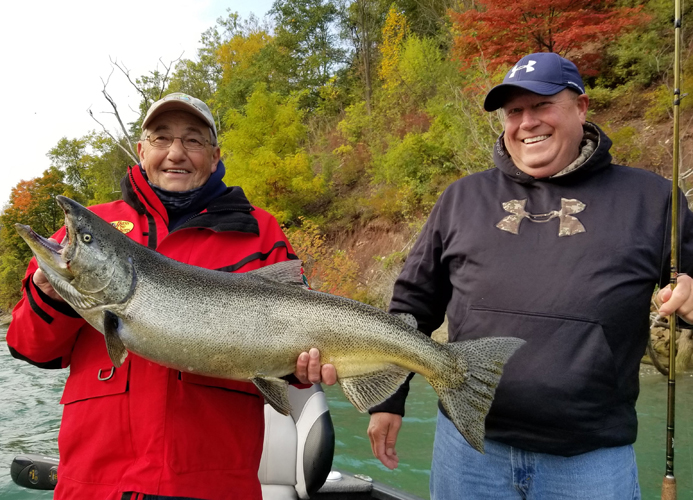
15, 196, 136, 311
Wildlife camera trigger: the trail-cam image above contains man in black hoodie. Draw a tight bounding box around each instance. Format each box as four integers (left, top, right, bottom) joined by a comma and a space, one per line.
355, 53, 693, 499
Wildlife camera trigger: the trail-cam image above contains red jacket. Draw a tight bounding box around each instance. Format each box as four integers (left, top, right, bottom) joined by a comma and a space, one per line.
7, 166, 297, 500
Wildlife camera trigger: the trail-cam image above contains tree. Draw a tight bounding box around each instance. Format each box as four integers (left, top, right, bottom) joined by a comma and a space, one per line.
215, 23, 277, 113
393, 0, 463, 39
83, 132, 132, 205
338, 0, 391, 113
220, 84, 326, 222
166, 17, 229, 105
270, 0, 347, 102
0, 250, 27, 310
0, 169, 74, 261
167, 59, 219, 105
451, 0, 648, 75
47, 137, 92, 199
47, 133, 130, 206
0, 168, 76, 308
379, 5, 410, 90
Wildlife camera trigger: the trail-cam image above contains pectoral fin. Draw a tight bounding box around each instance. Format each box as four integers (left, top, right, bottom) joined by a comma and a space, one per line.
339, 365, 410, 412
252, 377, 292, 415
103, 310, 128, 368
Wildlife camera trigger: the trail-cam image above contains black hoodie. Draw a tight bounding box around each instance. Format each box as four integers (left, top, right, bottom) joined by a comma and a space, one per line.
374, 123, 693, 456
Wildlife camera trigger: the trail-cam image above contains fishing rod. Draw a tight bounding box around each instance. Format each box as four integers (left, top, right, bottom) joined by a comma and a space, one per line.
662, 0, 683, 497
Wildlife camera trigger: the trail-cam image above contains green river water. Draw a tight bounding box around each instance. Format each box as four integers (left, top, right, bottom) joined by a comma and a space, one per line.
1, 326, 693, 500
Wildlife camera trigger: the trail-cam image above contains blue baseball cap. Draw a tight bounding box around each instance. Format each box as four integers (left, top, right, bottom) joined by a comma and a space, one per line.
483, 52, 585, 112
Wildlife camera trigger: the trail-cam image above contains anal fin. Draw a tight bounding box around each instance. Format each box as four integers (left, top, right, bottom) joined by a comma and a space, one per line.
252, 377, 292, 415
103, 310, 128, 367
340, 365, 410, 412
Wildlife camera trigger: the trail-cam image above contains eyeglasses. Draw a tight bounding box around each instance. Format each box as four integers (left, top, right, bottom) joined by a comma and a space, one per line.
145, 133, 213, 151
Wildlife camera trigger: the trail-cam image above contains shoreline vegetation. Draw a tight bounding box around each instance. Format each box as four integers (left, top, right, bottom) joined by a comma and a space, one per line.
0, 1, 690, 370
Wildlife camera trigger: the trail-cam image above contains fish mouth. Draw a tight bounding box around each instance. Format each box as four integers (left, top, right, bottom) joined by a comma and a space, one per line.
14, 224, 71, 279
55, 195, 82, 266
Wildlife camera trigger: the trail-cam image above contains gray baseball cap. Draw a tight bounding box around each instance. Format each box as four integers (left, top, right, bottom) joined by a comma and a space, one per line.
142, 92, 217, 139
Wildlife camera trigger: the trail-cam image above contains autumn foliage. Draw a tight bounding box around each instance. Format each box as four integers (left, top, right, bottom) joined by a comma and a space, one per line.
451, 0, 649, 75
0, 0, 680, 313
379, 6, 409, 89
0, 168, 74, 308
286, 218, 362, 299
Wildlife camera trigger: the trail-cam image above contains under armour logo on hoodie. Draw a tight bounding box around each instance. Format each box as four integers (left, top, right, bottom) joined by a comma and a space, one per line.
509, 60, 536, 78
496, 198, 586, 236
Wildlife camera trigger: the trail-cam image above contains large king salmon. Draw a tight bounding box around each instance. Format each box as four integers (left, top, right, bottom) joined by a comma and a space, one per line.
16, 196, 524, 452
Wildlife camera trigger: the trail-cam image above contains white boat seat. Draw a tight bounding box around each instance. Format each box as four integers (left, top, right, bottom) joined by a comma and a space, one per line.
258, 384, 334, 499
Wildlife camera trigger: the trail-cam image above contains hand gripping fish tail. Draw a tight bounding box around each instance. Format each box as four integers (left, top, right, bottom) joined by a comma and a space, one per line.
15, 195, 525, 453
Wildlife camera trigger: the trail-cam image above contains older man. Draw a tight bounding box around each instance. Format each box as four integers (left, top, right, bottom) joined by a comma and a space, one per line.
7, 93, 315, 500
355, 53, 693, 499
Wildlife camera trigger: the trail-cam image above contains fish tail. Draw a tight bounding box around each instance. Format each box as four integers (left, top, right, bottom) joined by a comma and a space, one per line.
427, 337, 525, 453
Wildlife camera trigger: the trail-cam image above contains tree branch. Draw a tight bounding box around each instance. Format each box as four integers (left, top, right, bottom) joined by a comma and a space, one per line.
87, 106, 138, 165
110, 57, 152, 110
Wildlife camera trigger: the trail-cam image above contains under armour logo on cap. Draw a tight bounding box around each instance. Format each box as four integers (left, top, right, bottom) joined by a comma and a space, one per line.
509, 60, 536, 78
483, 52, 585, 111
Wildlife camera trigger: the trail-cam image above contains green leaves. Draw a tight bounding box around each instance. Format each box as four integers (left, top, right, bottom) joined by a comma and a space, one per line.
48, 133, 129, 206
221, 85, 326, 223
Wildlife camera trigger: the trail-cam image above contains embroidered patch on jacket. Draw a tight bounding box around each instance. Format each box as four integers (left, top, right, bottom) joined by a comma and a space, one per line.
111, 221, 135, 234
496, 198, 586, 236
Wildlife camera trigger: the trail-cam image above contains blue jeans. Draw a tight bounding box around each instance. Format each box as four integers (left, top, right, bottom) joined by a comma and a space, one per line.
430, 410, 641, 500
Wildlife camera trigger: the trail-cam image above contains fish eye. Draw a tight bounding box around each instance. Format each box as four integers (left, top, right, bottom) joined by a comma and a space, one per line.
82, 233, 93, 244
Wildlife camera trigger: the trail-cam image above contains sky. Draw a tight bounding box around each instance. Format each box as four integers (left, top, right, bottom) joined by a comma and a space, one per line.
1, 0, 274, 208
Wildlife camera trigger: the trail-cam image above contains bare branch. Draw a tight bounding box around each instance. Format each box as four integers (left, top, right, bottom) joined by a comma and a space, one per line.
97, 76, 138, 158
87, 107, 139, 165
88, 53, 185, 168
156, 52, 185, 100
111, 56, 152, 110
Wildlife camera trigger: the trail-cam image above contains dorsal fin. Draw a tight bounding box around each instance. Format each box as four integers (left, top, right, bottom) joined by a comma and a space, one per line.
246, 260, 307, 288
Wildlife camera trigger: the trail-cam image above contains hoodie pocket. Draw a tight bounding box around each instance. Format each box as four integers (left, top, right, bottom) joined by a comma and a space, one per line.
457, 306, 620, 434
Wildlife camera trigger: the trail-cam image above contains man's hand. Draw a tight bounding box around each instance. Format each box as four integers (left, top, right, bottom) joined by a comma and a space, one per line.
294, 348, 337, 385
658, 274, 693, 323
33, 267, 65, 302
368, 412, 402, 470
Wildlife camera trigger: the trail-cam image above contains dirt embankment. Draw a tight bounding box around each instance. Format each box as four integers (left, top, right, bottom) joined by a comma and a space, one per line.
592, 102, 693, 179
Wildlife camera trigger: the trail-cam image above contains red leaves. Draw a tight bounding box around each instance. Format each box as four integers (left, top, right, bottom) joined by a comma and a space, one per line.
451, 0, 649, 76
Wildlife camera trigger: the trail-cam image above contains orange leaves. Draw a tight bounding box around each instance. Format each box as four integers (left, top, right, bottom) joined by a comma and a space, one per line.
286, 217, 362, 299
451, 0, 649, 76
1, 168, 71, 250
0, 170, 72, 309
10, 180, 35, 212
